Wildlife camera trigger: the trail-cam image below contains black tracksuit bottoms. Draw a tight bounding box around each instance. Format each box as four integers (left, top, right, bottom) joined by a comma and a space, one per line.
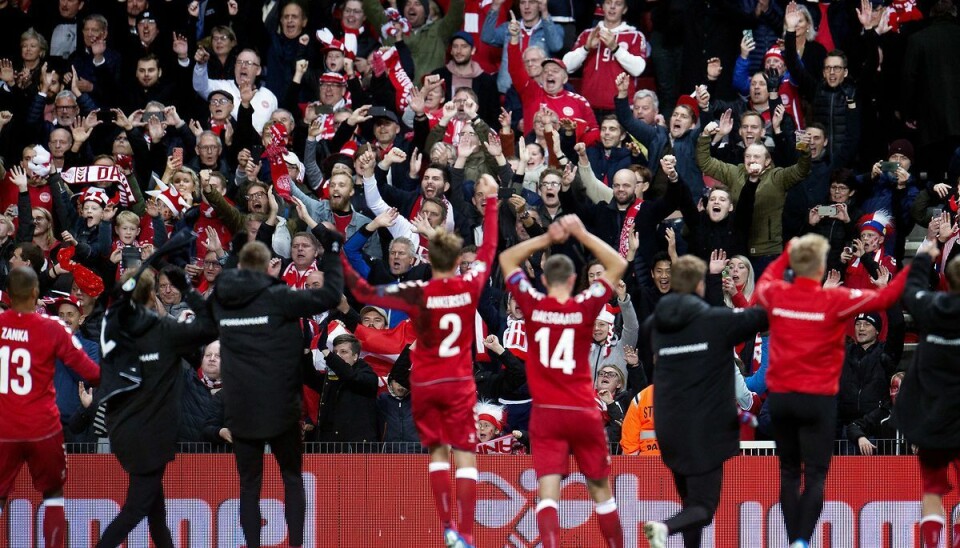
96, 464, 172, 548
664, 465, 724, 548
233, 424, 305, 548
768, 392, 837, 544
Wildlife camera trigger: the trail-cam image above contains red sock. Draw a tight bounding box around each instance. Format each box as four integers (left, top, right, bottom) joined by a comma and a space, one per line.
455, 468, 477, 544
595, 499, 623, 548
536, 500, 560, 548
428, 463, 452, 529
42, 500, 66, 548
952, 522, 960, 548
921, 516, 945, 548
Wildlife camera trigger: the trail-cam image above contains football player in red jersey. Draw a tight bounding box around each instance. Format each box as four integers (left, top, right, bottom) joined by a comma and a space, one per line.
501, 215, 627, 548
0, 267, 101, 548
343, 175, 500, 548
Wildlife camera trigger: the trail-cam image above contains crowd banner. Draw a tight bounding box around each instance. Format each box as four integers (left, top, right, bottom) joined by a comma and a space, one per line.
3, 455, 956, 547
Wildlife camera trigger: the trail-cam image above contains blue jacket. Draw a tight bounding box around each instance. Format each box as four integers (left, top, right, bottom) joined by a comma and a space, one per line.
614, 96, 706, 205
55, 335, 100, 427
480, 11, 564, 94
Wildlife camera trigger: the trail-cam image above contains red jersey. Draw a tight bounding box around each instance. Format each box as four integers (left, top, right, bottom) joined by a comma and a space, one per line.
505, 271, 612, 409
343, 196, 498, 386
843, 249, 898, 341
0, 175, 56, 214
0, 311, 100, 441
754, 249, 909, 396
569, 24, 648, 111
507, 41, 598, 143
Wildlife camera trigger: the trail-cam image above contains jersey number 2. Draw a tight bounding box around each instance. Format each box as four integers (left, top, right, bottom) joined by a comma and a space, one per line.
0, 346, 32, 395
438, 314, 462, 358
533, 327, 575, 375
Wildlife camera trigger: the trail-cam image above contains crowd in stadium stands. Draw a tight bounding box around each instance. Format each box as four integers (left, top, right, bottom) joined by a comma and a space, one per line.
0, 0, 959, 458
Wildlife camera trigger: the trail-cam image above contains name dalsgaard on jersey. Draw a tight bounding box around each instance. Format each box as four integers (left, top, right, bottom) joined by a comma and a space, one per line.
531, 310, 583, 325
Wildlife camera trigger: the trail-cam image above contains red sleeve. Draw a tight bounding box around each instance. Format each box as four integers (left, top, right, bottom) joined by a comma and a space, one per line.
754, 248, 791, 308
572, 29, 588, 50
54, 320, 101, 385
341, 256, 421, 313
731, 290, 751, 308
507, 41, 531, 94
834, 264, 911, 320
465, 196, 499, 291
504, 268, 541, 312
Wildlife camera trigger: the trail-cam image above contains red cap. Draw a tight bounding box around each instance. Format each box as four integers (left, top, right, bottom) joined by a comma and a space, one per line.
541, 58, 567, 72
318, 72, 347, 85
676, 94, 700, 121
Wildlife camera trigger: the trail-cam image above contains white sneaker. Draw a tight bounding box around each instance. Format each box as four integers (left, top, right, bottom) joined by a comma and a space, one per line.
789, 541, 810, 548
643, 521, 668, 548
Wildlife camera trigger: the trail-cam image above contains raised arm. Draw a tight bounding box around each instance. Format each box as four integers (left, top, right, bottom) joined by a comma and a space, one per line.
563, 214, 627, 286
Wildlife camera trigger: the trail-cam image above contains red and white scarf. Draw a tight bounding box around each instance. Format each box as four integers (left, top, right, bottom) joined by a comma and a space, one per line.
502, 318, 527, 362
476, 434, 519, 454
617, 198, 644, 258
375, 47, 414, 114
282, 261, 317, 289
266, 123, 294, 203
60, 166, 137, 206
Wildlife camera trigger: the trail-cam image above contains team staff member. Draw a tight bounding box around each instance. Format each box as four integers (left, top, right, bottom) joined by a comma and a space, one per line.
896, 242, 960, 548
96, 267, 218, 548
0, 267, 101, 548
210, 221, 344, 548
642, 255, 768, 548
753, 234, 910, 548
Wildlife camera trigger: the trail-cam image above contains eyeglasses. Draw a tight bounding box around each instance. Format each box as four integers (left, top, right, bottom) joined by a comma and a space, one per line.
209, 98, 232, 105
55, 104, 78, 111
539, 180, 561, 188
211, 34, 232, 42
198, 144, 219, 152
823, 65, 845, 73
830, 185, 849, 191
158, 283, 174, 291
246, 192, 267, 200
598, 370, 619, 378
237, 59, 260, 67
203, 260, 222, 268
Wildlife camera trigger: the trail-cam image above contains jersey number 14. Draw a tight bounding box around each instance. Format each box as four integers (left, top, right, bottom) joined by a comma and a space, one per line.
0, 346, 32, 395
533, 327, 575, 375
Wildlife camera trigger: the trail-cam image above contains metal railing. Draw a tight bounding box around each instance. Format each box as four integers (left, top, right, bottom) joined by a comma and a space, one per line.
63, 439, 913, 456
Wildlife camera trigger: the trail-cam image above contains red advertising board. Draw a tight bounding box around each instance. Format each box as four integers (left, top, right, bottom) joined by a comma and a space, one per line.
2, 454, 955, 547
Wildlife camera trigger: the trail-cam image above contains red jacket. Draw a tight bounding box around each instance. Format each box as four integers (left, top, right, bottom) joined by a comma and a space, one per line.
754, 248, 909, 396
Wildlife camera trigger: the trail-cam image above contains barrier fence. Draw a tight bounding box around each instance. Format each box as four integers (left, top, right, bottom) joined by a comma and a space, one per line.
3, 453, 957, 547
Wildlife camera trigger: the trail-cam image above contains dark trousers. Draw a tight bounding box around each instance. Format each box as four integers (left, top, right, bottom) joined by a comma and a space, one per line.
233, 424, 305, 548
97, 464, 172, 548
768, 392, 837, 543
664, 466, 723, 548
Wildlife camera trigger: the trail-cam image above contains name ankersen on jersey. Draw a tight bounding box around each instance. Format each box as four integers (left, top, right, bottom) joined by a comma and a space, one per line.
659, 342, 708, 356
426, 293, 472, 309
531, 310, 583, 325
220, 316, 269, 327
1, 327, 28, 342
772, 308, 825, 321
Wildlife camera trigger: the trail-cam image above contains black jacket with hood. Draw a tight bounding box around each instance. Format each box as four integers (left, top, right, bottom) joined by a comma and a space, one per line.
645, 293, 768, 475
895, 253, 960, 449
210, 232, 343, 439
98, 287, 218, 474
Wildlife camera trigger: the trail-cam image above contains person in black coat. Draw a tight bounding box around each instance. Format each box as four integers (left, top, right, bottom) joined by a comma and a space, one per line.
209, 224, 343, 548
642, 254, 768, 548
377, 346, 422, 454
304, 333, 378, 452
430, 32, 501, 132
895, 242, 960, 545
96, 266, 218, 548
177, 340, 225, 448
836, 313, 893, 436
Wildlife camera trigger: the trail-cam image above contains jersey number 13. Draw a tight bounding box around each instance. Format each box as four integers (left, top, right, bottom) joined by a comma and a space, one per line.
0, 346, 32, 395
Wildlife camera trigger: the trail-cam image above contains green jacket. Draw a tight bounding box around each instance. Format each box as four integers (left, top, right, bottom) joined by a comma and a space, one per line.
363, 0, 465, 81
695, 135, 811, 256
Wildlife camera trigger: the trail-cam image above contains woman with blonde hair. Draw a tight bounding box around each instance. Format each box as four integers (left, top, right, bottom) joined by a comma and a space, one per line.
31, 207, 59, 257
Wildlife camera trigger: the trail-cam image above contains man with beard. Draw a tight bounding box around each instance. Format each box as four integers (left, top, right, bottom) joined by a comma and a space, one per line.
125, 54, 175, 111
583, 116, 634, 183
290, 168, 383, 260
560, 157, 686, 288
431, 32, 499, 131
365, 148, 456, 234
193, 48, 278, 132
